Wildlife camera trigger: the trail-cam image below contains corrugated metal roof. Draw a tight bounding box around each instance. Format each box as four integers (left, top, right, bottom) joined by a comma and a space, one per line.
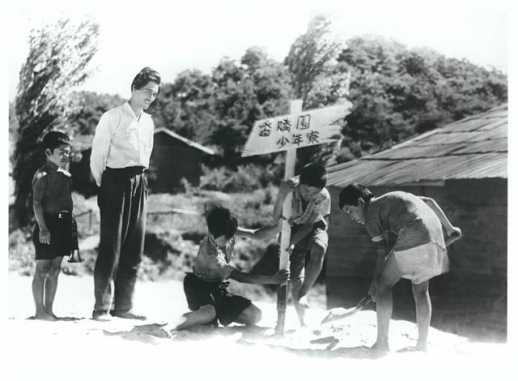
327, 104, 507, 187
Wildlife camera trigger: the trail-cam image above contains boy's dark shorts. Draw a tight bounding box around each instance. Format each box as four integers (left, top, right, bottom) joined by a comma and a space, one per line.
33, 212, 79, 260
183, 272, 252, 327
290, 220, 329, 281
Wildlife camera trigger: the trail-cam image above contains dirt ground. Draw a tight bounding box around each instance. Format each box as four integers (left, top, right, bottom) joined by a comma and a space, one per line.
1, 273, 515, 381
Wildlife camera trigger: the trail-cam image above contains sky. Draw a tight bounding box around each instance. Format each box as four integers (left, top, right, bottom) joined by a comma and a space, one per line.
4, 0, 512, 100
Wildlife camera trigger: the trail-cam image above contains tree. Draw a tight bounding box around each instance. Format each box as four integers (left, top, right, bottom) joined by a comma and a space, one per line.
285, 15, 343, 106
13, 18, 99, 226
338, 36, 507, 157
68, 91, 124, 136
285, 15, 349, 170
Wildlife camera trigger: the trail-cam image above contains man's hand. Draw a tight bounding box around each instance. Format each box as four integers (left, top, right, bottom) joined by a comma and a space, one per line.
39, 228, 51, 245
270, 269, 290, 284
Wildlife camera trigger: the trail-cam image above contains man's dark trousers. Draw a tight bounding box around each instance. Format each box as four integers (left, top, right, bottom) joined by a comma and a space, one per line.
94, 167, 148, 313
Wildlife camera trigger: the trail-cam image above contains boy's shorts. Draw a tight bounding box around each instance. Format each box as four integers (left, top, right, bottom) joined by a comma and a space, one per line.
183, 272, 252, 326
33, 211, 79, 260
290, 221, 329, 281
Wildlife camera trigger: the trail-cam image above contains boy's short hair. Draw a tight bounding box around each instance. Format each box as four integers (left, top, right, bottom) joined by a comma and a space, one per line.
42, 131, 71, 152
339, 183, 374, 209
299, 163, 327, 189
131, 67, 161, 94
206, 207, 238, 239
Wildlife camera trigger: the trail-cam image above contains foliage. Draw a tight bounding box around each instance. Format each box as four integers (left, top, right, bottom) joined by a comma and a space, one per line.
285, 15, 343, 106
338, 36, 508, 155
148, 47, 293, 168
12, 18, 99, 226
68, 91, 124, 136
198, 163, 282, 193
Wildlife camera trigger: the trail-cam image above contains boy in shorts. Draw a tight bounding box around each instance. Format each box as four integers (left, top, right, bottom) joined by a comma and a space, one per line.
273, 163, 331, 326
168, 207, 289, 331
31, 131, 80, 321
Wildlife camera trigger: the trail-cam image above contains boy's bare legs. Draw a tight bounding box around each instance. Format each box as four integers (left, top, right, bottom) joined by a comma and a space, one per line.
297, 243, 326, 306
166, 305, 216, 331
371, 253, 402, 352
235, 304, 262, 326
412, 281, 431, 352
290, 278, 306, 326
32, 260, 56, 321
44, 256, 64, 319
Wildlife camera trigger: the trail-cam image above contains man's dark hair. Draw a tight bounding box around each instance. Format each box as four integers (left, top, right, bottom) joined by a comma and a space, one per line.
339, 183, 374, 209
131, 67, 161, 94
42, 131, 71, 152
206, 206, 238, 239
299, 163, 327, 189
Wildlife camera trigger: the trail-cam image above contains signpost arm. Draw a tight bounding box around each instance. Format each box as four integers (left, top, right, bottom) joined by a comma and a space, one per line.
275, 100, 302, 336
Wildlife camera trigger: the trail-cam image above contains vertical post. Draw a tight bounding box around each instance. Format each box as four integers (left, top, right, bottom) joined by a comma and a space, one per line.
275, 99, 302, 336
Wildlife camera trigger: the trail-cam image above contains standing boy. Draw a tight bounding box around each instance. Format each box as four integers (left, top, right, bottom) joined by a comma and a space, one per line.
90, 67, 161, 321
273, 163, 331, 326
32, 131, 78, 321
167, 207, 289, 331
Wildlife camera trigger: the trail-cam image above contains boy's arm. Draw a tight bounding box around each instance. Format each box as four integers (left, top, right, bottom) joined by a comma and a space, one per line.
287, 212, 321, 251
32, 177, 50, 244
229, 268, 289, 285
368, 238, 388, 301
236, 221, 282, 240
420, 196, 462, 245
272, 179, 297, 221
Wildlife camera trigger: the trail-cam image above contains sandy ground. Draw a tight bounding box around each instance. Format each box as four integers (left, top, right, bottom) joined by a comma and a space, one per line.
1, 273, 515, 381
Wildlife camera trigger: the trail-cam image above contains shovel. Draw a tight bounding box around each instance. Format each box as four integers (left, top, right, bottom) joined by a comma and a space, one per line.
321, 295, 373, 324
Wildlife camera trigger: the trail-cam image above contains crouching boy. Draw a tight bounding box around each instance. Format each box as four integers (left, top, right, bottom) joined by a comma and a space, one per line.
168, 207, 289, 331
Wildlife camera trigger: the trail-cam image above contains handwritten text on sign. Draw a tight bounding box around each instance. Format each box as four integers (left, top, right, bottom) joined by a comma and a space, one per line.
242, 102, 352, 157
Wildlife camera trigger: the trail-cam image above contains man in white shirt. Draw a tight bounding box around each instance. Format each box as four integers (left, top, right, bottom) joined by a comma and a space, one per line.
90, 67, 161, 321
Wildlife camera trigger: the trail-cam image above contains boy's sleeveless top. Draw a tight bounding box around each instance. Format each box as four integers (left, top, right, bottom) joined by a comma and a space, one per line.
193, 235, 236, 282
364, 191, 446, 252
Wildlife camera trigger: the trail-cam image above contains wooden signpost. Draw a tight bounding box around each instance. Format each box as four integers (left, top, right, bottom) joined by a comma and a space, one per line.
242, 99, 352, 335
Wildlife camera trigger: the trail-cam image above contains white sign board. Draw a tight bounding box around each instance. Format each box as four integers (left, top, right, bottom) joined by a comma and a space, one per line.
242, 101, 353, 157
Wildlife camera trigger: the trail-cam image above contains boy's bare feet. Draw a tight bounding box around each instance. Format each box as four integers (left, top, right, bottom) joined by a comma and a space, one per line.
397, 345, 427, 353
370, 342, 390, 352
297, 295, 310, 309
34, 311, 58, 321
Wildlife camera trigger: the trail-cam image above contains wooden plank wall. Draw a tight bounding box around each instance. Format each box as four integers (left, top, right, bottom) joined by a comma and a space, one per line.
149, 134, 205, 192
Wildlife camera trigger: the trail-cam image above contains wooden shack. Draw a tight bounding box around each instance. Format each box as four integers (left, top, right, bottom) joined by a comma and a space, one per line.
149, 128, 215, 192
325, 105, 508, 339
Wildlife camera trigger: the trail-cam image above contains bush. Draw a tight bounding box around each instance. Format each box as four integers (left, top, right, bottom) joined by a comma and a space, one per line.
199, 163, 282, 193
9, 229, 35, 276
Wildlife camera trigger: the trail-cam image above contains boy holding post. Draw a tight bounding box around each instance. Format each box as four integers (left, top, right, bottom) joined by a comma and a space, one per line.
31, 131, 81, 321
166, 206, 289, 331
273, 162, 331, 326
